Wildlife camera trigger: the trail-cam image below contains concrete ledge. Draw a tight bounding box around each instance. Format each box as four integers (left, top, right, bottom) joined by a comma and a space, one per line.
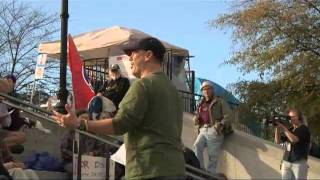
182, 112, 320, 179
219, 130, 320, 179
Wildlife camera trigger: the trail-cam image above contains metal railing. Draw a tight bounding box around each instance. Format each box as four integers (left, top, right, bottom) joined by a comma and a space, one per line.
0, 93, 220, 180
178, 90, 203, 113
233, 121, 320, 147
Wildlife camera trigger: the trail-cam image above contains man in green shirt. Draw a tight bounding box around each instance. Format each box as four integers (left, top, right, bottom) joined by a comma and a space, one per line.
53, 37, 186, 180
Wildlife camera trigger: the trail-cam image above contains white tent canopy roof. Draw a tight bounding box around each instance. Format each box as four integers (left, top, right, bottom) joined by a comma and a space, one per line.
39, 26, 189, 60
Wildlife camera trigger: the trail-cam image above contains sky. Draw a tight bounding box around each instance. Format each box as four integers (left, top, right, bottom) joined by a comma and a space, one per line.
23, 0, 256, 89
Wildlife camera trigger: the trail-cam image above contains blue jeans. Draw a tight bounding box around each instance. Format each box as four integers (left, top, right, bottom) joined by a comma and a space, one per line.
194, 126, 223, 174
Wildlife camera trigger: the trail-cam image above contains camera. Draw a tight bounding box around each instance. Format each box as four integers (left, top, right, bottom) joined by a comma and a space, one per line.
267, 114, 291, 127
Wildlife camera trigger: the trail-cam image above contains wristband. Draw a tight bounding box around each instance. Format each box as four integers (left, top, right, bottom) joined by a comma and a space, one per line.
84, 119, 89, 132
78, 119, 87, 131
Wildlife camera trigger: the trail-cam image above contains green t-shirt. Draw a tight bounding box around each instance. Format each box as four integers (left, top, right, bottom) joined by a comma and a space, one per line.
113, 72, 185, 180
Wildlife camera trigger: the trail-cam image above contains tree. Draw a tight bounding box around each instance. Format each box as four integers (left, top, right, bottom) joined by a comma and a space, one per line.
213, 0, 320, 135
0, 0, 59, 95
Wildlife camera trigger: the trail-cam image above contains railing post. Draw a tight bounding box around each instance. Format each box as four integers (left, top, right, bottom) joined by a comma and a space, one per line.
74, 131, 82, 180
104, 146, 110, 180
109, 159, 116, 180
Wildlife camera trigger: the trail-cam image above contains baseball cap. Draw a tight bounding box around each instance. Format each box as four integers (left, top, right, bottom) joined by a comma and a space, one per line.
5, 74, 17, 83
110, 64, 120, 71
122, 37, 166, 60
201, 81, 213, 90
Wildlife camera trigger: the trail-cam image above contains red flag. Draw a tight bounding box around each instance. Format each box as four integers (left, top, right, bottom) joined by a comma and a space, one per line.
68, 35, 95, 110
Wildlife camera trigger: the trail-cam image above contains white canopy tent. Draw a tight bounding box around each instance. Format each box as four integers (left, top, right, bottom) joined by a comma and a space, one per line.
38, 26, 189, 60
39, 26, 191, 93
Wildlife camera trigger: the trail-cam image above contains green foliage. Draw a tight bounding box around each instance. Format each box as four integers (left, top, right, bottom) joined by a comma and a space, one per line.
214, 0, 320, 135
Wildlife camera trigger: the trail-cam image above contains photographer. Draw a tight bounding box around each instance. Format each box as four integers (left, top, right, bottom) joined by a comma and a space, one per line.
274, 108, 310, 180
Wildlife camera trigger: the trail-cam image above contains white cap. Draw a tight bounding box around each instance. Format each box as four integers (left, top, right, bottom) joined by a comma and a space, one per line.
200, 81, 213, 90
110, 64, 120, 71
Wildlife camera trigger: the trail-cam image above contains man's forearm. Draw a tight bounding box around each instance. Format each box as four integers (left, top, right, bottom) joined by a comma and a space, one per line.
275, 127, 281, 144
86, 118, 114, 135
284, 129, 299, 143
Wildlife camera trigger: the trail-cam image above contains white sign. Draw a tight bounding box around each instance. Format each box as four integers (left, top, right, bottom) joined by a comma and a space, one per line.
34, 66, 45, 79
109, 55, 136, 81
37, 54, 47, 66
110, 144, 126, 166
34, 54, 47, 79
73, 155, 107, 180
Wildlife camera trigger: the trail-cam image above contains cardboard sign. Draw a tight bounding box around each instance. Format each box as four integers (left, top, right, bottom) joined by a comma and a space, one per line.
73, 155, 107, 180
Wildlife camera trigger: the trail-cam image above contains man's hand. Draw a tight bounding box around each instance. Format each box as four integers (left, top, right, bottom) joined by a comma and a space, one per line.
193, 116, 199, 125
13, 162, 25, 169
52, 104, 80, 129
214, 122, 224, 135
275, 121, 287, 130
216, 122, 224, 130
4, 162, 25, 170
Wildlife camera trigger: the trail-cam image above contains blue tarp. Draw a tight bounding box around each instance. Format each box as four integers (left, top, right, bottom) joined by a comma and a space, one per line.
194, 78, 240, 107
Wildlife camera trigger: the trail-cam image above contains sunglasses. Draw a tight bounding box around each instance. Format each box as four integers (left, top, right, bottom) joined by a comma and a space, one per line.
202, 87, 211, 91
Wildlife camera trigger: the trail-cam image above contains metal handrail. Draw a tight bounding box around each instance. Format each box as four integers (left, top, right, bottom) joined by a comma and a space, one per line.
3, 100, 122, 148
186, 171, 207, 180
186, 164, 218, 178
0, 93, 220, 179
1, 93, 122, 147
1, 93, 51, 114
178, 90, 202, 97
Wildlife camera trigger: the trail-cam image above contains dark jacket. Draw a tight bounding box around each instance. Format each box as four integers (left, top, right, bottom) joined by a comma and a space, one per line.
90, 79, 103, 94
99, 76, 130, 108
194, 97, 233, 135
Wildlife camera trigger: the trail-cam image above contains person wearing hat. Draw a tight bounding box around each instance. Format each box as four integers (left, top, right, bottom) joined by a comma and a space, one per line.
87, 64, 129, 120
4, 75, 16, 91
193, 81, 232, 174
0, 75, 26, 151
97, 63, 130, 109
53, 37, 186, 179
0, 79, 10, 94
0, 75, 16, 94
0, 75, 17, 128
0, 75, 17, 126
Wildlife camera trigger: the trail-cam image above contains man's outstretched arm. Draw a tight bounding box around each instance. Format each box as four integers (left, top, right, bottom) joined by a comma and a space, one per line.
52, 104, 114, 135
